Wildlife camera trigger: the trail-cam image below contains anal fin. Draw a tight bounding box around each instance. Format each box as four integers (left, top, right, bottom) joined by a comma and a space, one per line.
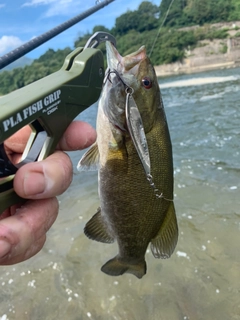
84, 207, 114, 243
151, 202, 178, 259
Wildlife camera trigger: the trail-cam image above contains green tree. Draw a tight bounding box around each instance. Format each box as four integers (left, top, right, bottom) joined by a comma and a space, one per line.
74, 32, 91, 48
137, 2, 159, 32
229, 0, 240, 20
0, 71, 14, 94
159, 0, 189, 27
113, 2, 159, 35
92, 25, 110, 33
159, 0, 232, 26
114, 10, 139, 35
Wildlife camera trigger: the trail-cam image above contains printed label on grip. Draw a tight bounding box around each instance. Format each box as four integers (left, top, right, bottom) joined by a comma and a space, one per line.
3, 89, 61, 132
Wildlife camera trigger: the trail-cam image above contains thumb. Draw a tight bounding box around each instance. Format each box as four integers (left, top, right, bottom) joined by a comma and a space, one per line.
14, 151, 73, 199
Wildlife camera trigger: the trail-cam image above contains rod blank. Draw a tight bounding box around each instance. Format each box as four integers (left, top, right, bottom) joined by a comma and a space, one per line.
0, 0, 115, 69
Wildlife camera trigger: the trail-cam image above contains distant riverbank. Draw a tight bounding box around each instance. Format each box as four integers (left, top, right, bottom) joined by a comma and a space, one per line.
155, 59, 239, 77
155, 26, 240, 77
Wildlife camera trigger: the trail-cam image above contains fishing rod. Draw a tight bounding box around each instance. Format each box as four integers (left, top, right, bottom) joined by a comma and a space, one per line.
0, 0, 115, 69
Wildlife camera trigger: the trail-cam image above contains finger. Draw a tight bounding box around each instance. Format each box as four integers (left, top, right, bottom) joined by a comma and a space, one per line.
0, 235, 47, 265
4, 120, 95, 159
0, 204, 21, 220
4, 126, 31, 164
0, 198, 58, 265
4, 126, 31, 154
14, 151, 73, 199
57, 120, 96, 151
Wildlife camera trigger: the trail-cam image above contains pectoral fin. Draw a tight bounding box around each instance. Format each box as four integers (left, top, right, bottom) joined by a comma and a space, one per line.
150, 202, 178, 259
84, 207, 114, 243
77, 142, 99, 171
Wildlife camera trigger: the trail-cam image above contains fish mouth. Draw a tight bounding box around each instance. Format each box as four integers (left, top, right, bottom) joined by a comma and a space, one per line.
106, 41, 123, 70
105, 41, 148, 102
103, 42, 147, 133
106, 41, 147, 75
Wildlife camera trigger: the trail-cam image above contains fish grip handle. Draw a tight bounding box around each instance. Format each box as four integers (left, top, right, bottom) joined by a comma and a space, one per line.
0, 43, 105, 213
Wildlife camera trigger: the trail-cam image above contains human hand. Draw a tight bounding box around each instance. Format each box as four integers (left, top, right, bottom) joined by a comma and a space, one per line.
0, 121, 96, 265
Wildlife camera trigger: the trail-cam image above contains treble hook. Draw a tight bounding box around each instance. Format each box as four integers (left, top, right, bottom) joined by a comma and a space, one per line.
103, 68, 132, 92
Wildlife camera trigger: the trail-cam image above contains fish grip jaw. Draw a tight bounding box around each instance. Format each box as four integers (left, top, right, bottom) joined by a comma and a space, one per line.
84, 31, 116, 49
0, 119, 48, 179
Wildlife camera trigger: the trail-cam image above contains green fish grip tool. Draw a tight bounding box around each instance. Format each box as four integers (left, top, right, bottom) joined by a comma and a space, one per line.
0, 32, 116, 213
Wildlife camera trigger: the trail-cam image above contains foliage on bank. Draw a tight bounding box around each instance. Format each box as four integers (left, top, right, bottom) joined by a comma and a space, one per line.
1, 0, 240, 94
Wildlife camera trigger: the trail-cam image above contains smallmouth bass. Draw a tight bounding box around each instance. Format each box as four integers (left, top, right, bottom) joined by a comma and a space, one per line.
78, 41, 178, 279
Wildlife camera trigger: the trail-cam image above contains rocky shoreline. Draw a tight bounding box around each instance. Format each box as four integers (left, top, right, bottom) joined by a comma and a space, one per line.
155, 22, 240, 77
155, 59, 240, 77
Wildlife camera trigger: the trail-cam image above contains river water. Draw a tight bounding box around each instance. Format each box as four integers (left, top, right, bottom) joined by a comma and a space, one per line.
0, 67, 239, 320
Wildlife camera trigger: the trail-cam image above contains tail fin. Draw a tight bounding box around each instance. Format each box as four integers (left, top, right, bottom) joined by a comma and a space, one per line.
101, 256, 146, 279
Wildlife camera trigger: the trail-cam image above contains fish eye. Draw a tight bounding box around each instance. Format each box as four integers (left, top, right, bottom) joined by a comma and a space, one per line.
142, 77, 152, 89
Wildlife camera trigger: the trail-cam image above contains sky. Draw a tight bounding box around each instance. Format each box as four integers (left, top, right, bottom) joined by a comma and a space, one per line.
0, 0, 160, 60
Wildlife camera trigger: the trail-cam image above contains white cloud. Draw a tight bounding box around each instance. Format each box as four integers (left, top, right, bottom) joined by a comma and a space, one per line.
22, 0, 87, 17
0, 3, 6, 9
44, 0, 76, 17
0, 36, 24, 55
22, 0, 56, 7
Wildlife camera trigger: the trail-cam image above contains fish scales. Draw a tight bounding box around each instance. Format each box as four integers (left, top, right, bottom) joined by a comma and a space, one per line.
78, 41, 178, 279
99, 112, 172, 240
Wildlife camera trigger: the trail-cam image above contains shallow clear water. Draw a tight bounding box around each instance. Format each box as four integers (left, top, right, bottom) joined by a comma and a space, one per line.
0, 67, 239, 320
